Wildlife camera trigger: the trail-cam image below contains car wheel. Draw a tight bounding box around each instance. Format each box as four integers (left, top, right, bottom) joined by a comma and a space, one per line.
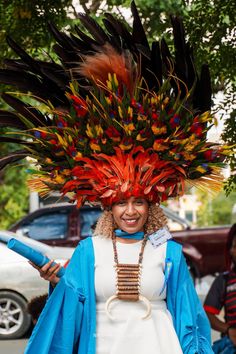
0, 291, 31, 339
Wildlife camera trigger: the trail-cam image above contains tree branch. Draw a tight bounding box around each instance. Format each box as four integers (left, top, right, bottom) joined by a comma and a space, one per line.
90, 0, 102, 14
71, 4, 81, 18
79, 0, 91, 15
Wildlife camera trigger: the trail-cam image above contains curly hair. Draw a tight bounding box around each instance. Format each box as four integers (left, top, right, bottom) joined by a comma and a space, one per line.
93, 203, 168, 238
27, 294, 48, 323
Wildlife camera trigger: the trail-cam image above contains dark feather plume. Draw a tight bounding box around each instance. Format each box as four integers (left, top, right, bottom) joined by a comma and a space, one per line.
6, 36, 42, 74
151, 42, 163, 89
193, 64, 212, 112
0, 151, 29, 169
77, 13, 110, 45
2, 94, 49, 127
0, 137, 32, 145
0, 110, 27, 129
104, 13, 134, 51
131, 1, 150, 51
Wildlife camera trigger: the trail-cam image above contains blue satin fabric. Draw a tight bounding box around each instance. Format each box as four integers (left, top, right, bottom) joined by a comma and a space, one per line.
114, 229, 144, 240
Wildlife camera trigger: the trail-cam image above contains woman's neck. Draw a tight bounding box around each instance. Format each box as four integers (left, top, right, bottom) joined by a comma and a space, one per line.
115, 237, 142, 244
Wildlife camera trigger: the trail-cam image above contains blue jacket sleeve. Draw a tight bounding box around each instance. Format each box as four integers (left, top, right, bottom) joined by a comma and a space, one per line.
174, 252, 213, 354
24, 245, 85, 354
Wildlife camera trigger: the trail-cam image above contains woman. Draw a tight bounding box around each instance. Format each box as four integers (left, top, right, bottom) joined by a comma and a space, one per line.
0, 2, 229, 353
204, 224, 236, 353
25, 197, 212, 354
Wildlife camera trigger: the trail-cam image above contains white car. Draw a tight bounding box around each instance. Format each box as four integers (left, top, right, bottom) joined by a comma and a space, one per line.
0, 230, 74, 339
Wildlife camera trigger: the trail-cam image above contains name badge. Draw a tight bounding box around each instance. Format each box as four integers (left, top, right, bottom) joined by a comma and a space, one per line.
148, 227, 172, 248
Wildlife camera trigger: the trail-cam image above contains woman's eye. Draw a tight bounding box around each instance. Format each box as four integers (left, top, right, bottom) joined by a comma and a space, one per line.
135, 199, 144, 205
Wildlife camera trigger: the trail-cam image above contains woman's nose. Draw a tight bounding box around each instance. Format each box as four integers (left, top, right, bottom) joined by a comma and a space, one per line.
125, 203, 136, 215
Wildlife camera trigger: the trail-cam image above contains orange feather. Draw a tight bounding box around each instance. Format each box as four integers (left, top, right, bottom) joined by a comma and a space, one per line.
79, 44, 138, 95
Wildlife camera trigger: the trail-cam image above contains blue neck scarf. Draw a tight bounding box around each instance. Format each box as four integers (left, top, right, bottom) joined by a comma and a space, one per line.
114, 229, 144, 240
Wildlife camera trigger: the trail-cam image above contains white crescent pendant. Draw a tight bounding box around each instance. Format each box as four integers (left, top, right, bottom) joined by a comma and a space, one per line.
105, 294, 152, 321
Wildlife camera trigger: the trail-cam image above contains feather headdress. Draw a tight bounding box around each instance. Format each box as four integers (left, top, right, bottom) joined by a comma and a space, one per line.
0, 1, 230, 207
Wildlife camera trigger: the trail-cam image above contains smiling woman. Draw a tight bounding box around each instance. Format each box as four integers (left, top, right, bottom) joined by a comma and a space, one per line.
90, 198, 186, 354
1, 0, 230, 352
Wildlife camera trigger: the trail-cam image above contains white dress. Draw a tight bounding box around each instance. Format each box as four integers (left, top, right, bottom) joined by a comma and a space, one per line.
93, 236, 183, 354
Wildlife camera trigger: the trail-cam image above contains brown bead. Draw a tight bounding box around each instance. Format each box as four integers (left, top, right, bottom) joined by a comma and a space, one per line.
117, 263, 140, 268
118, 286, 139, 291
117, 282, 140, 286
117, 280, 139, 284
117, 274, 139, 279
118, 290, 139, 294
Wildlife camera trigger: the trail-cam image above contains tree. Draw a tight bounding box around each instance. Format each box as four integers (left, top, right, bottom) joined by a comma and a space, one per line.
0, 0, 74, 62
221, 109, 236, 195
196, 190, 236, 226
0, 1, 74, 227
0, 144, 29, 228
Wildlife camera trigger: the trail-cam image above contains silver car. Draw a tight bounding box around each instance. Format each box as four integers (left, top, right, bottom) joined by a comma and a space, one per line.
0, 230, 74, 339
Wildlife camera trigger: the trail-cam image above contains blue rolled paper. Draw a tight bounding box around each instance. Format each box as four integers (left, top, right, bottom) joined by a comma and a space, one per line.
7, 238, 65, 278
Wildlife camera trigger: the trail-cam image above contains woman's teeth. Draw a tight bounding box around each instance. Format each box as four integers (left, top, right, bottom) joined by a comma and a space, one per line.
124, 219, 137, 224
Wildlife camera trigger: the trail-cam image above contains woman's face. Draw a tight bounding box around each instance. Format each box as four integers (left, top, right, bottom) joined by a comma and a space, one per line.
112, 196, 149, 234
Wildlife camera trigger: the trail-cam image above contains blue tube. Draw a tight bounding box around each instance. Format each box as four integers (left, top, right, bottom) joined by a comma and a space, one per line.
7, 238, 65, 278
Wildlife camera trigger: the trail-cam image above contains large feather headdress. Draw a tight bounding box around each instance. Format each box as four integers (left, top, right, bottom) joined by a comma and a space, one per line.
0, 1, 230, 207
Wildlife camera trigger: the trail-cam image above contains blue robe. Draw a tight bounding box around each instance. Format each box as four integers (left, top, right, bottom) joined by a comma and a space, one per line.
24, 238, 213, 354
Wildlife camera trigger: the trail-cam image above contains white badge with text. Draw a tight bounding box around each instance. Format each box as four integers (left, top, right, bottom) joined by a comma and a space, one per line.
148, 227, 173, 248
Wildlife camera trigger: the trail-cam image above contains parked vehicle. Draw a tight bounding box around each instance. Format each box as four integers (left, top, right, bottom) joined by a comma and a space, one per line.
9, 204, 231, 279
0, 230, 74, 340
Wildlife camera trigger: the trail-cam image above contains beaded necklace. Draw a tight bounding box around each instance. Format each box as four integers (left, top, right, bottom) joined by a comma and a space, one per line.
112, 233, 148, 301
105, 233, 151, 320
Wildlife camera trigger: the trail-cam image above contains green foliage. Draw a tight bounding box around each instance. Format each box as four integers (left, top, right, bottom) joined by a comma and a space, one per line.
132, 0, 186, 34
0, 137, 29, 228
0, 165, 29, 229
197, 190, 236, 226
184, 0, 235, 91
0, 142, 29, 228
0, 0, 74, 228
222, 109, 236, 195
0, 0, 73, 62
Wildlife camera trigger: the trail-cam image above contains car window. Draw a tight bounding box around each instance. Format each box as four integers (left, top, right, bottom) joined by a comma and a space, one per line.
80, 209, 102, 237
167, 216, 185, 231
16, 211, 69, 240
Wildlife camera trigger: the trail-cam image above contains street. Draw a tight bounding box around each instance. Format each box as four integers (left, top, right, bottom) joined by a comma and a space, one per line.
0, 338, 27, 354
0, 276, 220, 354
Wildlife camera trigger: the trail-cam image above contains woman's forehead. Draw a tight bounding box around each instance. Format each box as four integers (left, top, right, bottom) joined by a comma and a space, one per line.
117, 196, 146, 202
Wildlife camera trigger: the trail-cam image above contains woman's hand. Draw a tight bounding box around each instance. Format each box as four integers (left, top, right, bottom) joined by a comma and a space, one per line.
228, 327, 236, 345
29, 260, 61, 287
